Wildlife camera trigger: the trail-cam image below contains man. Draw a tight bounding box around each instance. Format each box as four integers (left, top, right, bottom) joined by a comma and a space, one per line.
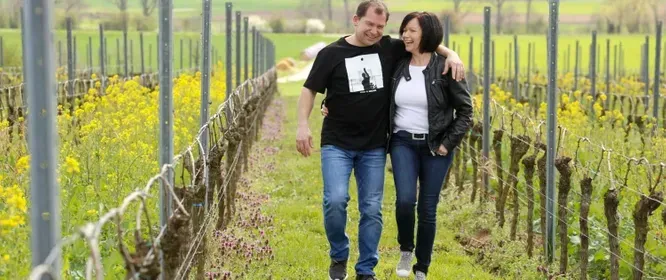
295, 1, 465, 279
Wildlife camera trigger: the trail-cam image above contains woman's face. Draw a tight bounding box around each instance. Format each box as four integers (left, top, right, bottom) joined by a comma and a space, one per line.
401, 18, 422, 54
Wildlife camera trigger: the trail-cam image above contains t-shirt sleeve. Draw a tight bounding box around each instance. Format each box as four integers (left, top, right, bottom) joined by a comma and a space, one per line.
303, 48, 332, 94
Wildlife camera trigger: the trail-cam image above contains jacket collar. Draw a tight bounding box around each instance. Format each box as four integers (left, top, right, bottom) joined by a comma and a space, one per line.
395, 52, 440, 81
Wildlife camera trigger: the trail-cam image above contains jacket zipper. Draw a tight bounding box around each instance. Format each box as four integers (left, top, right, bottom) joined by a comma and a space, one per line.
425, 70, 436, 156
387, 76, 399, 151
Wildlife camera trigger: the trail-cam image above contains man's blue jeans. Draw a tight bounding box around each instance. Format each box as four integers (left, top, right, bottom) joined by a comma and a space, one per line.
321, 144, 386, 276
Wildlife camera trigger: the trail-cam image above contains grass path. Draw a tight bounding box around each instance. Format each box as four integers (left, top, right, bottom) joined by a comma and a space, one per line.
233, 81, 506, 279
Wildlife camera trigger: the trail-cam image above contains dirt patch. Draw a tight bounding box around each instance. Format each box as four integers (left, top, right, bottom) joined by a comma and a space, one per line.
204, 97, 285, 279
457, 228, 492, 253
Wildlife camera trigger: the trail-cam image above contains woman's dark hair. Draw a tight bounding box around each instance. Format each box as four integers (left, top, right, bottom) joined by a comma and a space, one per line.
398, 12, 443, 53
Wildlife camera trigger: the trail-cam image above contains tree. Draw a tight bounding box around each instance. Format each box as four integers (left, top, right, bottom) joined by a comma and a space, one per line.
327, 0, 333, 21
110, 0, 128, 12
453, 0, 464, 13
108, 0, 129, 30
525, 0, 533, 33
601, 0, 655, 33
299, 0, 325, 19
451, 0, 476, 19
491, 0, 507, 34
3, 0, 22, 29
343, 0, 351, 29
600, 0, 626, 33
646, 0, 665, 25
55, 0, 85, 14
140, 0, 157, 17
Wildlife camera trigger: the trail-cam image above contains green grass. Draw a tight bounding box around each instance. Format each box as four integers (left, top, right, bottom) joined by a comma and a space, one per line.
225, 80, 518, 279
264, 33, 336, 61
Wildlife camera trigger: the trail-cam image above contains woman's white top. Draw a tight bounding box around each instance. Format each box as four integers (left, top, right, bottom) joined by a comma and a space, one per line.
393, 65, 429, 134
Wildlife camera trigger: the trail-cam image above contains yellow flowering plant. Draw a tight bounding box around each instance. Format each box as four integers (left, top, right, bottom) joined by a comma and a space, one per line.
0, 62, 228, 277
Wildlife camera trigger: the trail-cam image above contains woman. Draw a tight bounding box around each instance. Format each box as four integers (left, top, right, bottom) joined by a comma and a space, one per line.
324, 11, 473, 279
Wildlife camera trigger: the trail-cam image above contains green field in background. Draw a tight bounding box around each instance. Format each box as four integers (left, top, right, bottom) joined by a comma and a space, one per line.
269, 33, 658, 77
0, 30, 333, 75
0, 31, 657, 77
449, 34, 655, 76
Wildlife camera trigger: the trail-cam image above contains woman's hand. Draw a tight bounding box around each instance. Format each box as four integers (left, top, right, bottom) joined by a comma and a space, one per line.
436, 144, 448, 156
321, 104, 329, 117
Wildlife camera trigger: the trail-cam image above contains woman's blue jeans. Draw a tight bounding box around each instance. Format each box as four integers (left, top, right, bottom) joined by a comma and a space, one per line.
389, 130, 455, 274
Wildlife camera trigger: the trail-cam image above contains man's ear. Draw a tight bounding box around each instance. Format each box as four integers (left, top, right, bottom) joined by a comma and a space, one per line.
352, 15, 360, 27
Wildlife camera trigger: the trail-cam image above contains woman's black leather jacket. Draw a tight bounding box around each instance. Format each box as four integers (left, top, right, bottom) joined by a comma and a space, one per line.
388, 52, 474, 156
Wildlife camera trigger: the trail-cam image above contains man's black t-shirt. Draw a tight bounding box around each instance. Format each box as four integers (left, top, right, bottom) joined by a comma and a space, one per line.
303, 35, 407, 151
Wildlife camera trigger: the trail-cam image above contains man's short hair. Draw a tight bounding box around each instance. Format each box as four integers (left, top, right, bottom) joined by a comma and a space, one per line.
356, 0, 390, 22
399, 12, 443, 53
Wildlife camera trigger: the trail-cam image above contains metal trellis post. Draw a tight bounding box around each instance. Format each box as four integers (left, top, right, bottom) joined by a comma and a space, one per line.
244, 17, 249, 82
482, 7, 491, 202
158, 0, 174, 277
236, 11, 241, 88
201, 0, 212, 211
225, 2, 233, 126
99, 24, 106, 91
66, 17, 74, 98
654, 21, 662, 123
545, 0, 559, 264
24, 1, 61, 278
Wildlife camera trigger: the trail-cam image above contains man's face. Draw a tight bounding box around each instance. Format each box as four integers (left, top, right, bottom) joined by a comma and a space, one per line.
352, 8, 387, 46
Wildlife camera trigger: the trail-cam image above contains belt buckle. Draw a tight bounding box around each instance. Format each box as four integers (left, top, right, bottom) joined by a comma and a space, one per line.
412, 133, 426, 140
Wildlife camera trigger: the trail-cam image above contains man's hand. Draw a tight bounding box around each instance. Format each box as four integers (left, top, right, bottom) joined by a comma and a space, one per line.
436, 144, 448, 156
297, 87, 317, 157
443, 53, 465, 82
296, 124, 314, 157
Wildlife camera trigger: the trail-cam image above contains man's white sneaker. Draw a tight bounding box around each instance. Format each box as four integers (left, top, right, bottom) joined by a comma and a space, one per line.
396, 251, 413, 277
415, 271, 426, 280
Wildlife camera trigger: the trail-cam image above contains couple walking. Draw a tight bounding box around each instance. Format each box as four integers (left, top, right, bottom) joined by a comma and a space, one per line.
296, 1, 474, 279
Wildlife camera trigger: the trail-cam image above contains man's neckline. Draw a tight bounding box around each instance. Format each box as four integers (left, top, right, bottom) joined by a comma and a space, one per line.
341, 35, 380, 48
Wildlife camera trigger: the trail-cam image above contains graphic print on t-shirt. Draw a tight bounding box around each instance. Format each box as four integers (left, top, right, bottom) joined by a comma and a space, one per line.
344, 53, 384, 93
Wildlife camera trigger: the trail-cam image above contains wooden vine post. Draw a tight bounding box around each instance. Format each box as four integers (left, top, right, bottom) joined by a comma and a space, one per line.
493, 128, 505, 226
632, 163, 664, 280
469, 123, 482, 203
555, 156, 572, 274
508, 134, 530, 240
604, 154, 627, 280
537, 143, 547, 244
522, 149, 538, 258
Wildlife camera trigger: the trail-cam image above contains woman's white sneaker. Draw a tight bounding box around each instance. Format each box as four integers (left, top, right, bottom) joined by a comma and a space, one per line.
396, 251, 413, 277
